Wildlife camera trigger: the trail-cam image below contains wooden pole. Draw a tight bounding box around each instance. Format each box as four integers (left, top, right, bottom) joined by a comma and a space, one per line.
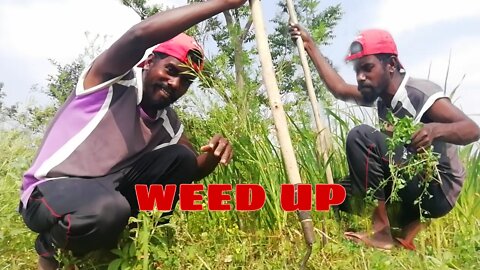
285, 0, 335, 185
249, 0, 314, 268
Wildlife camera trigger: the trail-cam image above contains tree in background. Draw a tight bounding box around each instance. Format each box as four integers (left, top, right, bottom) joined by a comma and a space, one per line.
269, 0, 341, 105
122, 0, 162, 20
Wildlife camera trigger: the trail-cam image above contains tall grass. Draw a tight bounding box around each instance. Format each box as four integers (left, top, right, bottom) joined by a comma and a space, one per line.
0, 131, 38, 269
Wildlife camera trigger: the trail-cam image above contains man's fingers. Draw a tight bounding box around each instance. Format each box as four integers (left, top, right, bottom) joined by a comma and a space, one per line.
200, 145, 212, 152
289, 28, 300, 36
410, 130, 424, 147
220, 145, 233, 165
227, 150, 234, 164
288, 23, 301, 36
416, 138, 432, 152
201, 135, 233, 165
201, 134, 221, 152
214, 139, 228, 156
288, 26, 299, 32
206, 134, 222, 149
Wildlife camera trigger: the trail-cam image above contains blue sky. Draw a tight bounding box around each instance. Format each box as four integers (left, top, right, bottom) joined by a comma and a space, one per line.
1, 0, 479, 124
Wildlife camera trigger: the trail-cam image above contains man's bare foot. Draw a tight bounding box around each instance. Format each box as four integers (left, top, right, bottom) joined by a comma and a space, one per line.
394, 219, 424, 250
344, 230, 395, 250
343, 201, 397, 250
394, 237, 416, 250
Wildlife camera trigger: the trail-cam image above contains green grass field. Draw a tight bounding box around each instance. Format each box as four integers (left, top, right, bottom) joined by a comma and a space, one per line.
0, 114, 479, 269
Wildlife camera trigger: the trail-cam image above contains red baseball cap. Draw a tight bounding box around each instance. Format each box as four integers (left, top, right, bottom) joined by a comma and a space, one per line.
137, 33, 204, 72
345, 29, 398, 62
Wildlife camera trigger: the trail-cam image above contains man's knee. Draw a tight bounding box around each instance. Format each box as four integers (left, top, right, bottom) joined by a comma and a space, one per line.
171, 144, 197, 166
91, 195, 131, 232
168, 144, 198, 180
346, 124, 375, 150
51, 194, 130, 253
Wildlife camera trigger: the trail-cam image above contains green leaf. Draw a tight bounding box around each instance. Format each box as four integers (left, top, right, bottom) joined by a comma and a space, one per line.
111, 249, 124, 257
129, 242, 137, 257
107, 258, 123, 270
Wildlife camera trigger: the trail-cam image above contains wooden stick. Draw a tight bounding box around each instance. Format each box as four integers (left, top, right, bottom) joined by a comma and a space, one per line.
285, 0, 334, 185
249, 0, 302, 186
249, 0, 314, 268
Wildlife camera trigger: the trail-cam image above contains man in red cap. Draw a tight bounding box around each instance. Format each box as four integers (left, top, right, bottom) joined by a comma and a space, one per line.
290, 24, 479, 250
19, 0, 247, 269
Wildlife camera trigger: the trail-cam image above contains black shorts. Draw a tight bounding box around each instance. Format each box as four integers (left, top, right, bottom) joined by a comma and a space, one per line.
19, 144, 198, 260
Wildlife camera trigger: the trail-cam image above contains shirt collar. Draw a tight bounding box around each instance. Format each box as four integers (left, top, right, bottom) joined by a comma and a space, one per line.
390, 72, 409, 109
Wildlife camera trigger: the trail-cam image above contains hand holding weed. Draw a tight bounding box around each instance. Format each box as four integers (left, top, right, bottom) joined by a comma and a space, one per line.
410, 123, 438, 152
382, 123, 394, 137
372, 112, 441, 221
200, 134, 233, 165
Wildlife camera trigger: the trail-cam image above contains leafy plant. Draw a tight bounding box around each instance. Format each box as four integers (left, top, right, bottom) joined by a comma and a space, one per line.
373, 111, 442, 222
108, 211, 175, 270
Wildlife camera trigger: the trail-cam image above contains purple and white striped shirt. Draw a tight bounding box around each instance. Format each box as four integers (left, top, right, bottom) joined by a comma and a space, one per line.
20, 65, 183, 208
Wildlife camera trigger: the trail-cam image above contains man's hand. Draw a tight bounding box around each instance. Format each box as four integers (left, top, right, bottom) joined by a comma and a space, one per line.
410, 123, 438, 152
224, 0, 248, 9
289, 23, 314, 47
382, 123, 394, 137
200, 134, 233, 165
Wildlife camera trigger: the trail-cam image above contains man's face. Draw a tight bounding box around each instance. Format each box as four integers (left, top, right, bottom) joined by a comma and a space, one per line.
353, 55, 390, 103
142, 54, 195, 110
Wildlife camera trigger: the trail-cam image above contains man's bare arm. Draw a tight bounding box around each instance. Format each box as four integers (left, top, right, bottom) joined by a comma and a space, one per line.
411, 98, 480, 150
178, 134, 233, 181
84, 0, 247, 89
289, 23, 371, 106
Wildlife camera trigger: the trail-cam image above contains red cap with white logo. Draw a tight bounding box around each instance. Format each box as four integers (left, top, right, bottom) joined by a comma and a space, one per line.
137, 33, 204, 72
345, 29, 398, 62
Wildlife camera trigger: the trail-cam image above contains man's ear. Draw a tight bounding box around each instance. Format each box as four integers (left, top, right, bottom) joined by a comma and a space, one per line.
389, 56, 400, 72
144, 54, 156, 69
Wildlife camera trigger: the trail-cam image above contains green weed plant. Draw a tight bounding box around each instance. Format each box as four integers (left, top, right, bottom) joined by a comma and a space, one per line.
369, 111, 442, 222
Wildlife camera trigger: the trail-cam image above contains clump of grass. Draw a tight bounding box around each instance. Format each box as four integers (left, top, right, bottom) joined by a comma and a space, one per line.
106, 211, 176, 270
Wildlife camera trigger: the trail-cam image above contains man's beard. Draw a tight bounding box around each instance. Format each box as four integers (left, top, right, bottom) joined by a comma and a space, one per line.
358, 86, 381, 103
152, 82, 177, 109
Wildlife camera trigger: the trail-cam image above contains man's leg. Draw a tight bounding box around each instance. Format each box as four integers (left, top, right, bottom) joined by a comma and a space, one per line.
339, 124, 397, 249
119, 144, 199, 216
21, 173, 131, 268
394, 176, 453, 249
339, 125, 455, 250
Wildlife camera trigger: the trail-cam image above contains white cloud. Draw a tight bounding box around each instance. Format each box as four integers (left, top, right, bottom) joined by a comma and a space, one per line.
0, 0, 140, 63
0, 0, 189, 64
373, 0, 480, 36
409, 36, 480, 86
372, 0, 480, 117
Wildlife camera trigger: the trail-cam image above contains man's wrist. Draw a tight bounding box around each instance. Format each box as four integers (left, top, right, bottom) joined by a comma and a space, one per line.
303, 41, 313, 52
431, 122, 443, 141
202, 151, 221, 165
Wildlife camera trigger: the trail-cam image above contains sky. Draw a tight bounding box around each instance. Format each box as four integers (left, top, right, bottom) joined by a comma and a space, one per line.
1, 0, 479, 123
